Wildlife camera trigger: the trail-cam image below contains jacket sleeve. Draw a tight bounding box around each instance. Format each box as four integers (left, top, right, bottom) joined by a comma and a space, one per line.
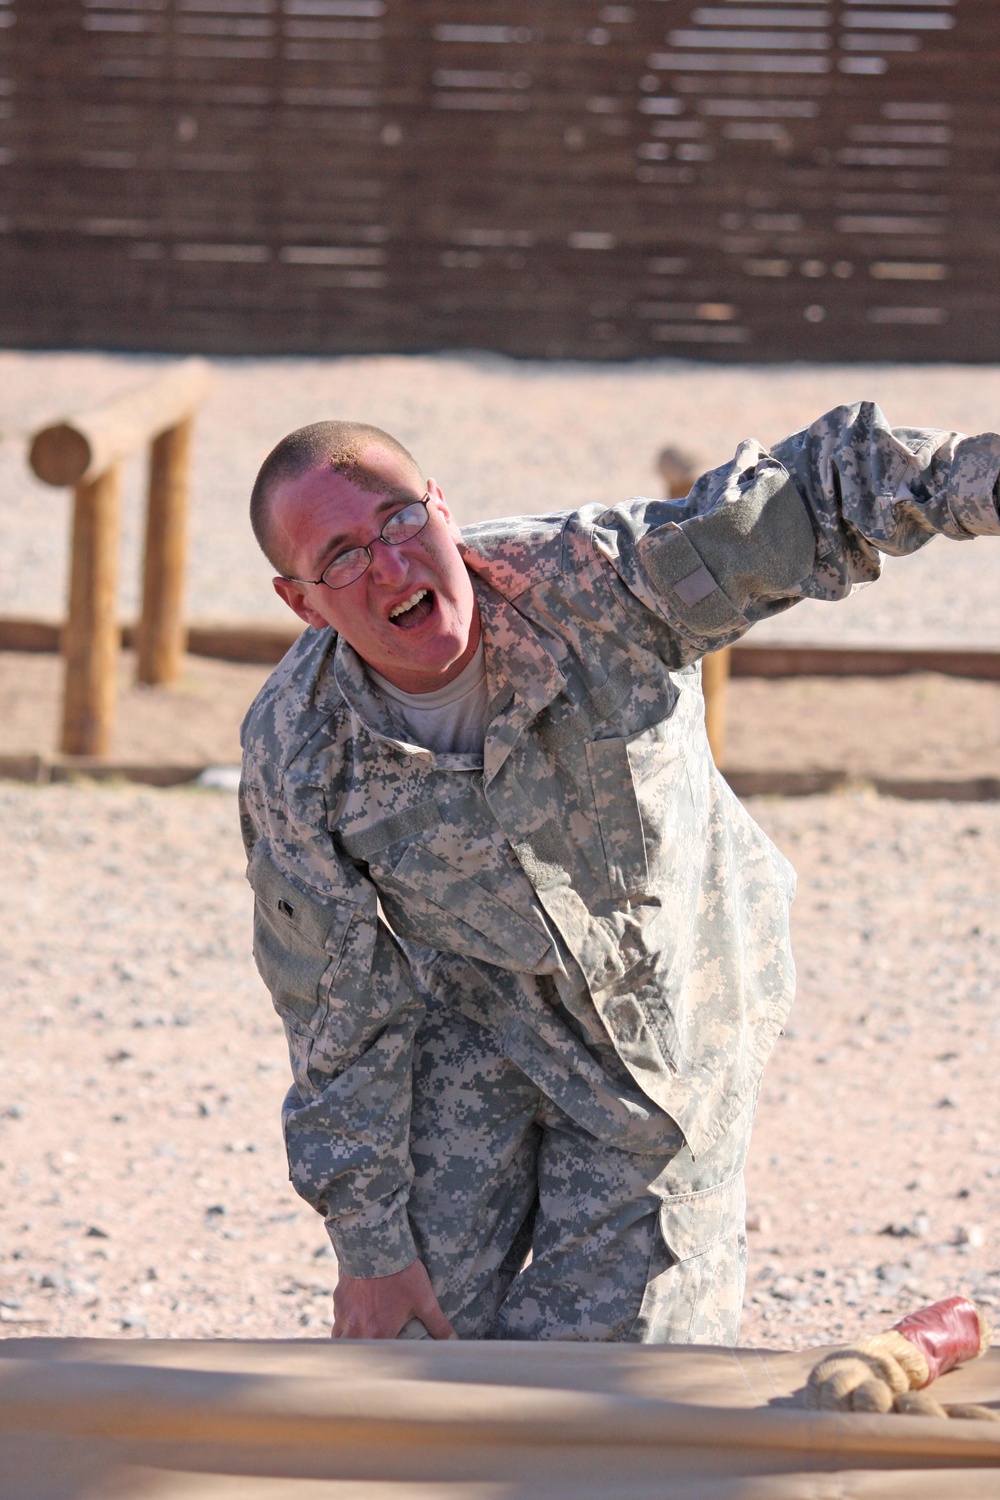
240, 755, 424, 1280
592, 401, 1000, 662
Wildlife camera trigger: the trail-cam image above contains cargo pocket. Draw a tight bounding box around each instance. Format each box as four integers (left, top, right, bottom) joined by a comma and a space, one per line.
658, 1171, 746, 1263
629, 1172, 747, 1345
248, 843, 355, 1037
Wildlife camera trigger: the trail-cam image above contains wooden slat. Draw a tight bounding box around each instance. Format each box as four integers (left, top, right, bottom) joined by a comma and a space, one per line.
0, 0, 997, 359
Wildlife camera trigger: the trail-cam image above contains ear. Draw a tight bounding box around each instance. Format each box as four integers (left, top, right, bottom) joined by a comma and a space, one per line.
272, 577, 329, 630
426, 478, 462, 541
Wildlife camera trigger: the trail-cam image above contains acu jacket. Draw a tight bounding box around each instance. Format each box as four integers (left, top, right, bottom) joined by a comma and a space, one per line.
240, 402, 1000, 1278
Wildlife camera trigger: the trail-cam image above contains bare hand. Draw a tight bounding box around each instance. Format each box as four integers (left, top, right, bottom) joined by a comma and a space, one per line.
332, 1258, 457, 1340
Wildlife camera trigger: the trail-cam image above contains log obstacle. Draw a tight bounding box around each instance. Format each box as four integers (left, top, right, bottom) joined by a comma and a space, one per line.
657, 443, 732, 767
28, 359, 211, 756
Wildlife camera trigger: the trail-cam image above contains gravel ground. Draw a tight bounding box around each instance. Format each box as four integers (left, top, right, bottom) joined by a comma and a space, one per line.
0, 781, 996, 1350
1, 351, 999, 645
1, 350, 997, 1355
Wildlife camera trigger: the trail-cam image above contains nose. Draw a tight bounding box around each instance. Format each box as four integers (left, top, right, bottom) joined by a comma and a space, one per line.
367, 537, 410, 586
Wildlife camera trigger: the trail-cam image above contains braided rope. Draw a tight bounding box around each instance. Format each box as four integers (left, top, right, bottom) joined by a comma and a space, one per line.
803, 1299, 994, 1418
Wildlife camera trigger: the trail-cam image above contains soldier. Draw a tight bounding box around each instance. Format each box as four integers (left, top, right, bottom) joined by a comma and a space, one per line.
241, 406, 1000, 1342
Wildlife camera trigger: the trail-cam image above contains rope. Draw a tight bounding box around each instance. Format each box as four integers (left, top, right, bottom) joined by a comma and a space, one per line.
804, 1297, 995, 1418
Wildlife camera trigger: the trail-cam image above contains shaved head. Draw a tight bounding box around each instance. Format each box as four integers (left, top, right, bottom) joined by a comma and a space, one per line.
250, 420, 422, 574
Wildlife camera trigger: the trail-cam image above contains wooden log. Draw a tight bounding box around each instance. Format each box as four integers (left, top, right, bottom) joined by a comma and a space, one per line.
60, 464, 122, 758
183, 621, 302, 664
28, 359, 211, 488
702, 646, 732, 765
729, 643, 1000, 682
656, 444, 702, 502
137, 416, 192, 686
0, 619, 62, 652
657, 443, 731, 766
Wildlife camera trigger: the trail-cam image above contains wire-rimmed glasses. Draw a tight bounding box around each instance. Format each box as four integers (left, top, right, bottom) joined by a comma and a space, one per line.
284, 495, 431, 591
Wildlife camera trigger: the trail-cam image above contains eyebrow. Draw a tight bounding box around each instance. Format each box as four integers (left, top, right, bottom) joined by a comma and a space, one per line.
310, 493, 412, 574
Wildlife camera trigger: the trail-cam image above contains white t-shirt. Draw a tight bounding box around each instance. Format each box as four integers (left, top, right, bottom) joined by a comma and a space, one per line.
367, 640, 488, 755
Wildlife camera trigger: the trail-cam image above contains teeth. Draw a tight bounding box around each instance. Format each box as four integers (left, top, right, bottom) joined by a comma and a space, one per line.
388, 588, 428, 620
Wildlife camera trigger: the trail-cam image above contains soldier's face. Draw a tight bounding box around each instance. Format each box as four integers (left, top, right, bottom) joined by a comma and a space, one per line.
270, 453, 481, 694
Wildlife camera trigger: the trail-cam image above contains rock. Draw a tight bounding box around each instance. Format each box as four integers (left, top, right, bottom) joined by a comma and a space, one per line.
746, 1208, 771, 1233
197, 766, 242, 792
956, 1224, 985, 1249
880, 1215, 930, 1239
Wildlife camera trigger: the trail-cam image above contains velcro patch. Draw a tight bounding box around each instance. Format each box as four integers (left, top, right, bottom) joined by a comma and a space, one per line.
673, 564, 718, 607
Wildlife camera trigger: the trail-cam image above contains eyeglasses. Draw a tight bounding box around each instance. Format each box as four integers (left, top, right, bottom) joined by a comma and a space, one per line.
285, 495, 431, 591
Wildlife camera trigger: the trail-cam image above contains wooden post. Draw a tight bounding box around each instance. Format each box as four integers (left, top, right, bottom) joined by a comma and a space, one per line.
137, 415, 192, 685
701, 646, 731, 767
29, 359, 211, 757
60, 464, 122, 757
656, 443, 731, 768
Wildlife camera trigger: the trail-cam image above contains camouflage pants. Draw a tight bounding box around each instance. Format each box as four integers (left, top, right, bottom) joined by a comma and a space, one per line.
404, 996, 752, 1343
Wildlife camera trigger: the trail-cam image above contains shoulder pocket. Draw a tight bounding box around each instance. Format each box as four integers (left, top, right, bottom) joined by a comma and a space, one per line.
248, 843, 355, 1036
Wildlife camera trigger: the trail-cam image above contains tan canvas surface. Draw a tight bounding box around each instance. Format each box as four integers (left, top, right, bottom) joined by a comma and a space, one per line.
1, 1339, 998, 1498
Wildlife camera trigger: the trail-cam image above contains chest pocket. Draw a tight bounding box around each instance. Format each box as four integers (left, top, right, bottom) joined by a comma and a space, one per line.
586, 735, 649, 900
378, 844, 553, 972
248, 844, 355, 1037
586, 702, 694, 902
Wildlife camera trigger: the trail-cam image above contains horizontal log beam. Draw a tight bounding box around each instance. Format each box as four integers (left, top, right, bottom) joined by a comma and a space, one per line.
1, 753, 996, 801
729, 643, 1000, 683
0, 617, 303, 662
1, 618, 999, 680
724, 770, 1000, 802
29, 359, 211, 486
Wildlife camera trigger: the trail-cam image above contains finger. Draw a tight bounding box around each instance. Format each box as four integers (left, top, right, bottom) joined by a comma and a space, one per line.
418, 1300, 458, 1341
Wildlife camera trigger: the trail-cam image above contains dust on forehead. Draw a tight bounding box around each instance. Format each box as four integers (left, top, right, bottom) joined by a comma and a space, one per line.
250, 419, 422, 573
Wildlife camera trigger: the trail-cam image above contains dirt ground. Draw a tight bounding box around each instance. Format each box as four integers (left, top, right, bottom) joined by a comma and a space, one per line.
0, 648, 997, 782
0, 767, 996, 1351
1, 348, 998, 1355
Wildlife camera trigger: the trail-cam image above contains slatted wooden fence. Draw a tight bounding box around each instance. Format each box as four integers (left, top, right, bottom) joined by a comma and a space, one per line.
0, 1, 997, 359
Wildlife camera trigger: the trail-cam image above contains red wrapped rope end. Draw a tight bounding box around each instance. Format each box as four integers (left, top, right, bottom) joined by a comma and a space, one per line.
893, 1296, 990, 1386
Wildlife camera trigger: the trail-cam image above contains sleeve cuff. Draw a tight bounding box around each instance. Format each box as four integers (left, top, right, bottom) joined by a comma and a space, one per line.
951, 434, 1000, 536
326, 1198, 419, 1280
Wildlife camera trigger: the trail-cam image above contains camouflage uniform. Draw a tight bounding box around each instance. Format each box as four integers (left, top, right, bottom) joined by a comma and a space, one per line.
241, 403, 1000, 1341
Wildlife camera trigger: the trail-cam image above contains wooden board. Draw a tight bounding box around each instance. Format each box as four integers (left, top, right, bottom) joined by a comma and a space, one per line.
0, 1, 997, 359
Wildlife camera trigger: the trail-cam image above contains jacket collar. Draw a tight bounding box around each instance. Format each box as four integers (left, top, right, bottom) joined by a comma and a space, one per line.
326, 570, 567, 780
471, 572, 567, 785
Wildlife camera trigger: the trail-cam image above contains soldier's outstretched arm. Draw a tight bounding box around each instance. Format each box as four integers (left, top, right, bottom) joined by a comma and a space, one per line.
594, 401, 1000, 663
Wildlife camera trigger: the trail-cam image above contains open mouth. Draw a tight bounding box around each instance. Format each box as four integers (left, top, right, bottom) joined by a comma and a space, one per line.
387, 588, 435, 629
